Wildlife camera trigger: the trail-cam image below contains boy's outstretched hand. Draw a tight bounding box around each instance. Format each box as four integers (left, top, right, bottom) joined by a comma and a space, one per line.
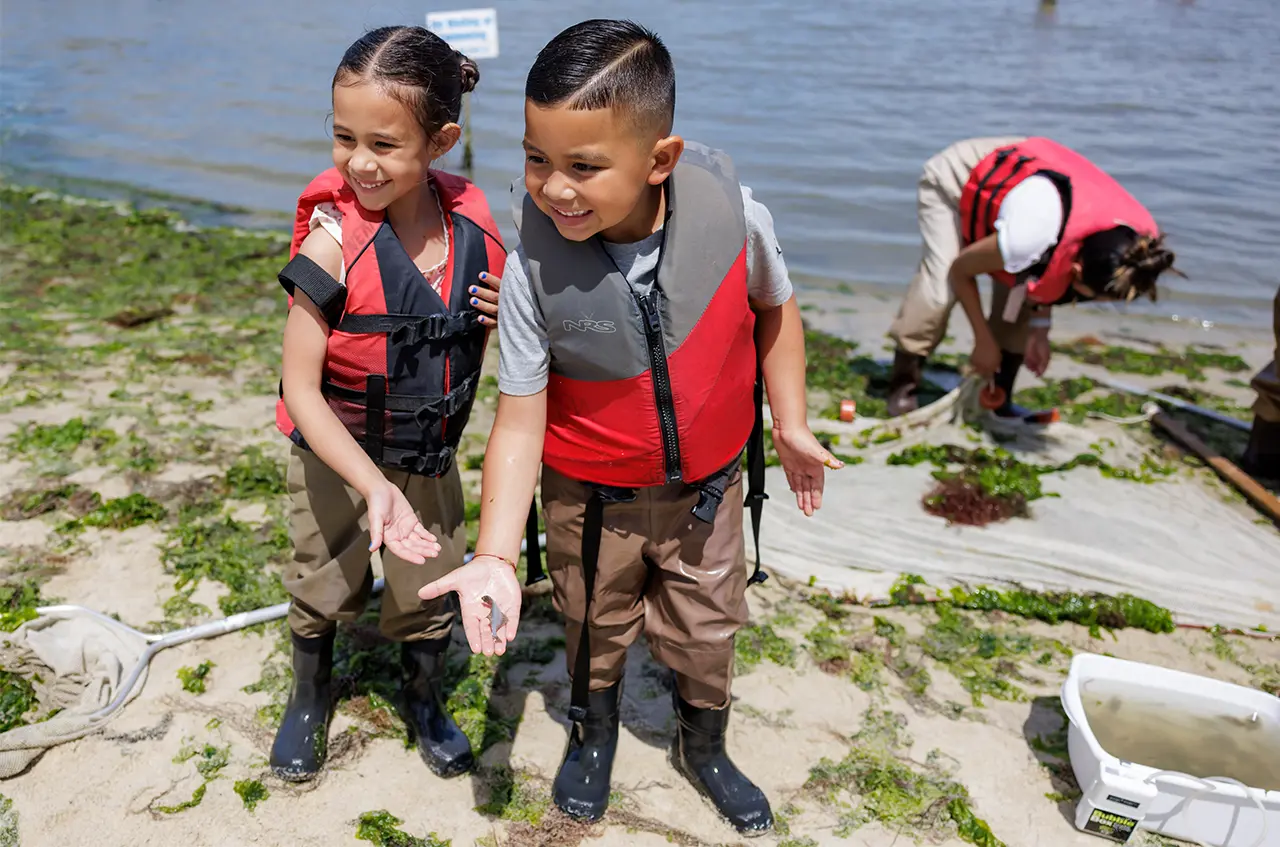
366, 481, 441, 563
418, 556, 522, 656
772, 427, 844, 517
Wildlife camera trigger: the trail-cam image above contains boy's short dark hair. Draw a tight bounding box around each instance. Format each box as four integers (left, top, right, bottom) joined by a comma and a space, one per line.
525, 19, 675, 136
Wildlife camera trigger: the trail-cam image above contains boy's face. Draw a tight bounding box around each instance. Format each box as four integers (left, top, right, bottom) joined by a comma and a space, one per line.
522, 100, 681, 243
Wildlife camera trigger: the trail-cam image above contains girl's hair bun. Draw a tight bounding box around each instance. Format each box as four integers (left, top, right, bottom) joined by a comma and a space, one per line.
456, 51, 480, 94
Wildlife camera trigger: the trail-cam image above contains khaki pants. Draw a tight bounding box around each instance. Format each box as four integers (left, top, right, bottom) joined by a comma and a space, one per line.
541, 465, 750, 710
282, 445, 468, 642
1253, 286, 1280, 423
888, 136, 1034, 358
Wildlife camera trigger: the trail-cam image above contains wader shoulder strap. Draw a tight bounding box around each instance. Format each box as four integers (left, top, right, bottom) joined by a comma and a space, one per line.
364, 375, 386, 464
745, 371, 769, 586
568, 490, 605, 723
524, 498, 545, 586
567, 484, 635, 723
279, 254, 346, 327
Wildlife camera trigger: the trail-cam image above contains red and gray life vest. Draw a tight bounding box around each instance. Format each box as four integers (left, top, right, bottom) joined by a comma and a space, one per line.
274, 167, 505, 476
512, 142, 758, 488
957, 137, 1158, 304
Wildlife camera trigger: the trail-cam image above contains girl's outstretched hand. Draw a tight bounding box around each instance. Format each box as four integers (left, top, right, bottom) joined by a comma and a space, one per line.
418, 556, 521, 656
365, 481, 441, 564
469, 271, 501, 325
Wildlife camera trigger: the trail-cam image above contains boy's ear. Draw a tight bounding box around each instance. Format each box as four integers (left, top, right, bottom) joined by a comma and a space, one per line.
647, 135, 684, 186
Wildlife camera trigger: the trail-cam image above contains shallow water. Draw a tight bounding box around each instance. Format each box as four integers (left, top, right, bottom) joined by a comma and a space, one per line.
1083, 684, 1280, 792
2, 0, 1277, 329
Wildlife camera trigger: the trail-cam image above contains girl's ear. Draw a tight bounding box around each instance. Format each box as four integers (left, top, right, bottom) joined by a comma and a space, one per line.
429, 123, 463, 160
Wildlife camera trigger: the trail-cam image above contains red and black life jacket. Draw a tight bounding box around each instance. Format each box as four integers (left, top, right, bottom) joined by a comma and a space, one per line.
512, 142, 758, 489
957, 137, 1158, 304
274, 168, 505, 476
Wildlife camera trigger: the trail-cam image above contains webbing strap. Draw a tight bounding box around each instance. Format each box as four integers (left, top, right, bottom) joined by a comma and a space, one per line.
981, 155, 1035, 238
745, 372, 769, 586
364, 375, 386, 464
966, 147, 1014, 243
524, 498, 546, 586
338, 312, 478, 344
379, 445, 455, 477
322, 375, 476, 420
568, 490, 604, 723
278, 253, 346, 326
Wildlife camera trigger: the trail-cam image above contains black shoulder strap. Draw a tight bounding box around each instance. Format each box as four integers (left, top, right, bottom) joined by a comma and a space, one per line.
279, 253, 346, 327
523, 498, 546, 586
745, 370, 769, 586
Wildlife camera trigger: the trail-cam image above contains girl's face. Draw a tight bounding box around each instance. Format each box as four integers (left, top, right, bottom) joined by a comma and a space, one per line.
330, 80, 456, 211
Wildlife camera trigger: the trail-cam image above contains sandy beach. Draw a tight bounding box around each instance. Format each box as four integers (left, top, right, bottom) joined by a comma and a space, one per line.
1, 185, 1277, 847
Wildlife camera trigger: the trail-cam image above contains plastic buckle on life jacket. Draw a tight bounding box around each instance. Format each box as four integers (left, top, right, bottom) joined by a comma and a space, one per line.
691, 484, 724, 524
395, 313, 477, 347
399, 445, 454, 477
393, 314, 447, 346
412, 375, 477, 425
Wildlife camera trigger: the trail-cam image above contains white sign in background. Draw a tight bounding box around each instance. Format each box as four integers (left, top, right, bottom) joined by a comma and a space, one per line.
425, 8, 499, 61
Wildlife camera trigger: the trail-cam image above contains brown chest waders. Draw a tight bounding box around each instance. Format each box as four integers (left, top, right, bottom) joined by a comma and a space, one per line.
524, 373, 769, 725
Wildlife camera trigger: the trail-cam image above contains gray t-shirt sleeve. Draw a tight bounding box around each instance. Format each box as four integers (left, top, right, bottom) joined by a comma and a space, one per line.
741, 184, 794, 308
496, 246, 551, 397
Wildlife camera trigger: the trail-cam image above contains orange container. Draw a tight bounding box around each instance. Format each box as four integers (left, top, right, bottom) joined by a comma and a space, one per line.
839, 399, 857, 422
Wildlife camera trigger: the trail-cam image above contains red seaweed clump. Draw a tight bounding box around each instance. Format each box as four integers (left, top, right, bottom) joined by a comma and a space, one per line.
923, 476, 1029, 527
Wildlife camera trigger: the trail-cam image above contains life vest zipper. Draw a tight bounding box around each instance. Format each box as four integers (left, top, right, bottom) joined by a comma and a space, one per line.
636, 291, 682, 483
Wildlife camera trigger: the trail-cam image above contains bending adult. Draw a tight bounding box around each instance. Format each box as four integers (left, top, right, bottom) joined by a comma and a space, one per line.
1243, 286, 1279, 478
886, 136, 1180, 416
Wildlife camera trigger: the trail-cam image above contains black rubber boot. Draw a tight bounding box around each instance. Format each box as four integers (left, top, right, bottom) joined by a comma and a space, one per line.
270, 629, 335, 782
887, 349, 926, 417
1241, 416, 1280, 480
671, 694, 773, 836
401, 639, 474, 778
991, 349, 1026, 418
553, 680, 622, 822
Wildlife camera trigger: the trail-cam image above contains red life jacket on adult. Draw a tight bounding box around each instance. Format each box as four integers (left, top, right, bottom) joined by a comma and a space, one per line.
957, 137, 1158, 304
274, 167, 505, 476
511, 142, 757, 488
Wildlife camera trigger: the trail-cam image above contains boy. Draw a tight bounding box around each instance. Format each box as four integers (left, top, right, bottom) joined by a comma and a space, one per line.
419, 19, 841, 835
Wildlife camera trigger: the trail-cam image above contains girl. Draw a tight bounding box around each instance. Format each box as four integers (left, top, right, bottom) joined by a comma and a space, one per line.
271, 26, 506, 783
885, 136, 1180, 417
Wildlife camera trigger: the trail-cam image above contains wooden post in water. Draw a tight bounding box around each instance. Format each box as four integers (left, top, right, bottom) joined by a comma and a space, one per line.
462, 92, 474, 173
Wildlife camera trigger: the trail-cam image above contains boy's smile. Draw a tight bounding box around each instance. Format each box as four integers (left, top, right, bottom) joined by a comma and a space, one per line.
522, 100, 683, 244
